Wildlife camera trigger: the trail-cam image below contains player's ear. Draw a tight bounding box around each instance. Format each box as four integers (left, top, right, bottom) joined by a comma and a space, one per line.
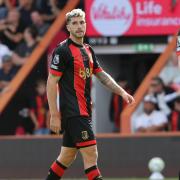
66, 24, 70, 32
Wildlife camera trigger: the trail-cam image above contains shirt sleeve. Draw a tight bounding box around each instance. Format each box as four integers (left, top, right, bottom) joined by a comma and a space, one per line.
176, 30, 180, 56
49, 46, 68, 77
89, 46, 103, 74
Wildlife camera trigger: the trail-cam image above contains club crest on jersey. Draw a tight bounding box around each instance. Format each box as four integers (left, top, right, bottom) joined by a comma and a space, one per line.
53, 54, 59, 64
81, 131, 89, 140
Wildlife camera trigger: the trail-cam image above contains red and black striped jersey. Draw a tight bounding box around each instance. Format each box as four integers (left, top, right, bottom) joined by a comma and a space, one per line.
177, 30, 180, 56
49, 38, 103, 119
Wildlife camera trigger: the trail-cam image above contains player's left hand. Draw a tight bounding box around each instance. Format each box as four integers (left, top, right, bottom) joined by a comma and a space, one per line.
50, 113, 61, 134
121, 92, 135, 105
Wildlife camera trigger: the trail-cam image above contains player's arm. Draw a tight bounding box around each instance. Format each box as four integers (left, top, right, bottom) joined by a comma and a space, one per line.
95, 71, 135, 105
47, 73, 61, 134
47, 45, 67, 134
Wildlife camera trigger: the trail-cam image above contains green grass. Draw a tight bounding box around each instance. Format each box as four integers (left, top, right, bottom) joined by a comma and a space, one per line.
63, 179, 175, 180
102, 179, 176, 180
61, 179, 176, 180
1, 178, 176, 180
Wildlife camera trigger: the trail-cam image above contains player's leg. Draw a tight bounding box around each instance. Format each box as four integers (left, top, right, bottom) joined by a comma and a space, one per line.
46, 146, 78, 180
80, 145, 98, 169
57, 146, 78, 167
46, 125, 78, 180
69, 116, 103, 180
80, 145, 102, 180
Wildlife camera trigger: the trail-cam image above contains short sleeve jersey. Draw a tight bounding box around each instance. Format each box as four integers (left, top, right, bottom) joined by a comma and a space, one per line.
49, 38, 103, 119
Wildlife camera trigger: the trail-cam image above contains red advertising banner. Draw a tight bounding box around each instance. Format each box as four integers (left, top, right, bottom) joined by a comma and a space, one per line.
85, 0, 180, 36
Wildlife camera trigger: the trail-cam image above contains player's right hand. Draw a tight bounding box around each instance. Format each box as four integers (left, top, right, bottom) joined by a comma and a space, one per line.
50, 113, 61, 134
121, 91, 135, 105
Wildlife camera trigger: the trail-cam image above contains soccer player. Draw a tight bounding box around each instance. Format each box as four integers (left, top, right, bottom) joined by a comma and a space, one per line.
46, 9, 135, 180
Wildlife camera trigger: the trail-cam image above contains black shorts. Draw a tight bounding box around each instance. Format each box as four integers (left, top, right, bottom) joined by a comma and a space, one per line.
62, 116, 96, 148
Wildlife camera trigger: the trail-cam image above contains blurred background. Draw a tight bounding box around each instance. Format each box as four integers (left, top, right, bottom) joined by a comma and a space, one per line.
0, 0, 180, 179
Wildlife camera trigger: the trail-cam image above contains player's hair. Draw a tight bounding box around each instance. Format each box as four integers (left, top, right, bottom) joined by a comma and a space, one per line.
66, 9, 85, 24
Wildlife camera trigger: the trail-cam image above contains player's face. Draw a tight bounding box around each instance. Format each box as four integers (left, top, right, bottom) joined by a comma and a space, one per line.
67, 16, 86, 38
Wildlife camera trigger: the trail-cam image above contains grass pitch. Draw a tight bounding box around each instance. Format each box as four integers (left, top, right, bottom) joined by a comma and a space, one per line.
1, 178, 176, 180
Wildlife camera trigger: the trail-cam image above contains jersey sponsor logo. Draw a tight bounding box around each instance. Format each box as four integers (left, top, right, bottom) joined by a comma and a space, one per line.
79, 68, 93, 80
81, 131, 89, 140
50, 64, 58, 70
53, 54, 60, 64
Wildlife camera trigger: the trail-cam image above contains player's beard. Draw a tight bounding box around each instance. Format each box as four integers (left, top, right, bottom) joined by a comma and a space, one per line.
72, 31, 85, 38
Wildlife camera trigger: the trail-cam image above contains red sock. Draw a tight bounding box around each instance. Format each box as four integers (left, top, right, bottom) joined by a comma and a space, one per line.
85, 165, 102, 180
46, 160, 67, 180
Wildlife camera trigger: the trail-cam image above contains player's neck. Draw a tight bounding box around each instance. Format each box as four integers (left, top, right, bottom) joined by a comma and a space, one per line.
70, 35, 84, 46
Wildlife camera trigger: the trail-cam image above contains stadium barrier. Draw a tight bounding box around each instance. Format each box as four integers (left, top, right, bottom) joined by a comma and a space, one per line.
0, 133, 179, 178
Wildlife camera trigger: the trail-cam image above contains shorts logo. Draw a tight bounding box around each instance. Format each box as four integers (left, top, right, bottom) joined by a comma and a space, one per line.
53, 54, 59, 64
81, 131, 89, 140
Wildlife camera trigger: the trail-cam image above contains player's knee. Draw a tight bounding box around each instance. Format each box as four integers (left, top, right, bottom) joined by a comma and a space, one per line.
81, 146, 98, 163
58, 151, 77, 166
89, 149, 98, 162
60, 151, 77, 161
